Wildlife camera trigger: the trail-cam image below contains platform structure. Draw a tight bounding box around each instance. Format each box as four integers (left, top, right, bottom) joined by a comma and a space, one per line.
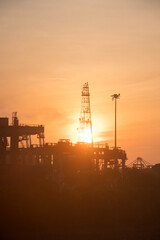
0, 113, 44, 163
24, 140, 127, 172
0, 114, 127, 173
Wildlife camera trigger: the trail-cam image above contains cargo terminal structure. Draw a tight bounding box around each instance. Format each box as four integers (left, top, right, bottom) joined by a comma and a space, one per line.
0, 112, 127, 173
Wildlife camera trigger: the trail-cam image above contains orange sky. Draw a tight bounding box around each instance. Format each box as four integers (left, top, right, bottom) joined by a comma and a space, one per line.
0, 0, 160, 164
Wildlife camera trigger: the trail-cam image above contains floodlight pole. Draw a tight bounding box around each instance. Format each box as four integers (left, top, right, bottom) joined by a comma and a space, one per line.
115, 96, 117, 150
111, 93, 120, 168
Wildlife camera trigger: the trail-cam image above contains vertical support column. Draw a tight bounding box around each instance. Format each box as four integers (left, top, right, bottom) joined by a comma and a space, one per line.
42, 137, 44, 146
39, 135, 42, 147
26, 136, 29, 148
11, 134, 19, 164
29, 135, 32, 147
0, 137, 7, 164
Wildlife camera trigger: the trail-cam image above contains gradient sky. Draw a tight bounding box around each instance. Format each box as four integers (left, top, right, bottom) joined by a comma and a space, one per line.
0, 0, 160, 164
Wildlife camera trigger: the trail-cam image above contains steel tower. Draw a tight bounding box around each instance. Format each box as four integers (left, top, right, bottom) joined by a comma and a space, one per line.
78, 82, 93, 143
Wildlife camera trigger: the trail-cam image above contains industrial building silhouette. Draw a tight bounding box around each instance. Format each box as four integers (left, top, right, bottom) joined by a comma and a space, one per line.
0, 113, 127, 176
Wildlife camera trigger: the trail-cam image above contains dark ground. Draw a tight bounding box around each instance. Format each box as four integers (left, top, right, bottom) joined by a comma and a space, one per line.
0, 165, 160, 240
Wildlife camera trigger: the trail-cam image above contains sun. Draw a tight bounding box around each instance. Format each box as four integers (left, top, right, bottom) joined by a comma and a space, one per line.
78, 126, 95, 143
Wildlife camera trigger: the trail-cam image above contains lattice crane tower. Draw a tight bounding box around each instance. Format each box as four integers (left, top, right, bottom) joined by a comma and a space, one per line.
78, 82, 93, 143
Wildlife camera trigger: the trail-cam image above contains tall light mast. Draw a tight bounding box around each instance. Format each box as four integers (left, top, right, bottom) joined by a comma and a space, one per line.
111, 93, 120, 168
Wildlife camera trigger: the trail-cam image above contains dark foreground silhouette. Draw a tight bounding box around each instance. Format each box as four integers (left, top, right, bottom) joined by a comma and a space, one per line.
1, 165, 160, 240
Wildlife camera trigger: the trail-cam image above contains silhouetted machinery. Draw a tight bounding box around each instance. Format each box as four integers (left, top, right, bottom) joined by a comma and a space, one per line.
127, 157, 152, 169
0, 112, 44, 163
34, 139, 127, 176
0, 113, 127, 173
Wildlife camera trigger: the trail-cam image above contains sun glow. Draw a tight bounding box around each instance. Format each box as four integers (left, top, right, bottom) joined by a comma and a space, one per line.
79, 126, 92, 143
77, 125, 95, 143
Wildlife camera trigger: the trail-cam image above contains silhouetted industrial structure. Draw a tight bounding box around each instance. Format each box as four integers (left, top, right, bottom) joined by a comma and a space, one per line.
0, 112, 44, 163
0, 113, 127, 174
127, 157, 152, 169
0, 83, 129, 177
78, 82, 93, 143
